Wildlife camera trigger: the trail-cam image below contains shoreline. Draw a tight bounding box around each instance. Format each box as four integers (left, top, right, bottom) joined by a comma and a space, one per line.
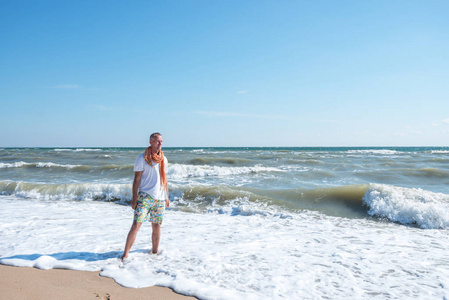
0, 264, 196, 300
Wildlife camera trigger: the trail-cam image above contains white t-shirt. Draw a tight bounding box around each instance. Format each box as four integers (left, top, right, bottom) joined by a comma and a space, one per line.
134, 153, 168, 200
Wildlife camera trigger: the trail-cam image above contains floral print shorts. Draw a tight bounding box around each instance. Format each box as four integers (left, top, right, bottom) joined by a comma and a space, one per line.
134, 191, 165, 225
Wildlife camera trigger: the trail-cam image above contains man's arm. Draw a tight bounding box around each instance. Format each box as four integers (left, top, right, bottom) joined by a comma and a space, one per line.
165, 183, 169, 208
132, 171, 143, 209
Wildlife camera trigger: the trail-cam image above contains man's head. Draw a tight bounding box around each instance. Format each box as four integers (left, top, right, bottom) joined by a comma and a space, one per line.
149, 132, 163, 153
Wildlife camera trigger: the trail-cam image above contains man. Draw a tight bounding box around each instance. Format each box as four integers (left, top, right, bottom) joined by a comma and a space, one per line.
122, 132, 169, 260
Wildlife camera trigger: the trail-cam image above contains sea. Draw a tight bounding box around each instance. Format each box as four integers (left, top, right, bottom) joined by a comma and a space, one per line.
1, 147, 449, 299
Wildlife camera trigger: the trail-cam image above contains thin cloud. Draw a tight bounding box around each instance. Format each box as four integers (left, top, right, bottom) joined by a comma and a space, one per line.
433, 119, 449, 126
195, 110, 285, 119
92, 104, 113, 111
237, 90, 249, 94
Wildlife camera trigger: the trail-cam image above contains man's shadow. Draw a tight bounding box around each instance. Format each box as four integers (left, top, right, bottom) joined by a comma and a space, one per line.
0, 249, 149, 263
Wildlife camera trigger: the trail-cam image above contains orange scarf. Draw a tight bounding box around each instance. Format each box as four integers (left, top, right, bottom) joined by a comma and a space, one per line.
144, 147, 167, 187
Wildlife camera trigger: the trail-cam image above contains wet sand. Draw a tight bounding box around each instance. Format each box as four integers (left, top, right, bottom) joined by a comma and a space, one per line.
0, 264, 196, 300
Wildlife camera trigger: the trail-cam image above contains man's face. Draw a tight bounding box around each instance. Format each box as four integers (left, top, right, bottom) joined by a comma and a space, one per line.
150, 135, 163, 153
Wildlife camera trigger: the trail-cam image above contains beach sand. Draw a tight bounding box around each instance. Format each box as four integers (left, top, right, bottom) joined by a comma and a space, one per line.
0, 265, 196, 300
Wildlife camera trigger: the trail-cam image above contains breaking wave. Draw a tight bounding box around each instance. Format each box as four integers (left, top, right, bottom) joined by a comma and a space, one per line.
428, 150, 449, 154
347, 149, 399, 155
2, 178, 448, 228
0, 162, 82, 169
363, 184, 449, 229
167, 163, 284, 179
0, 180, 131, 203
54, 148, 103, 152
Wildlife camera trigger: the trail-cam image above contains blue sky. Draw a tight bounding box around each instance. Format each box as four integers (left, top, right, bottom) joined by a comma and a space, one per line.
1, 0, 448, 147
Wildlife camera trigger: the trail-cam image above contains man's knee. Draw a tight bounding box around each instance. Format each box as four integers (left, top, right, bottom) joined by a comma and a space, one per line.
152, 223, 161, 229
131, 222, 142, 231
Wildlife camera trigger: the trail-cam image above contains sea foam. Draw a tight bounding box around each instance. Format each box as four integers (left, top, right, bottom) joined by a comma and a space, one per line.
1, 196, 448, 299
167, 163, 284, 179
0, 161, 29, 168
54, 148, 103, 152
429, 150, 449, 154
363, 184, 449, 229
347, 149, 399, 155
0, 180, 132, 202
0, 162, 82, 169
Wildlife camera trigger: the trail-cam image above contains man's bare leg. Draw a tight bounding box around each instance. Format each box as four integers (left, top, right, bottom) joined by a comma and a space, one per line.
151, 223, 161, 254
122, 221, 142, 260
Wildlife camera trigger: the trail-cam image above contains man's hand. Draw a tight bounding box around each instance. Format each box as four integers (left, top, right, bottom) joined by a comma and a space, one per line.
131, 197, 138, 210
165, 199, 170, 208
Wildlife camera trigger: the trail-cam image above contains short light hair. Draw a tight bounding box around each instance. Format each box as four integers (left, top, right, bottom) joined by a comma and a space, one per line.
149, 132, 162, 141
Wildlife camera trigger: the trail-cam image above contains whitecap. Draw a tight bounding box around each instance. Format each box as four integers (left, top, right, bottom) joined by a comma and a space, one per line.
0, 161, 30, 168
167, 164, 284, 179
36, 162, 82, 169
347, 149, 399, 155
363, 184, 449, 229
429, 150, 449, 154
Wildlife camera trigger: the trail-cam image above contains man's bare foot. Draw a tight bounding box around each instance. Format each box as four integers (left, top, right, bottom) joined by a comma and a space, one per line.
150, 249, 163, 255
121, 254, 128, 261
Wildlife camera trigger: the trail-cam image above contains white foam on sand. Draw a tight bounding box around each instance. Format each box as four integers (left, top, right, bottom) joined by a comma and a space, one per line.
0, 196, 448, 299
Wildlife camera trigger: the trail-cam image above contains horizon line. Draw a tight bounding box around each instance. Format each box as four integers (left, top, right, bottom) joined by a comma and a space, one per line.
1, 146, 448, 149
